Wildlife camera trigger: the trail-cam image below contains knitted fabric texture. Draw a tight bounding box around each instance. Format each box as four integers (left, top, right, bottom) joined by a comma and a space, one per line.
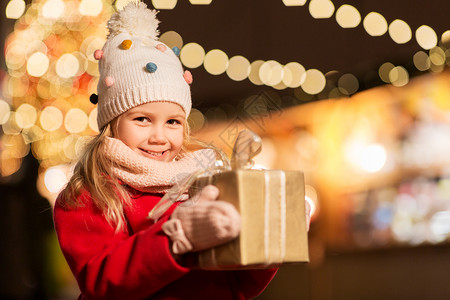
164, 185, 241, 254
95, 1, 191, 129
102, 137, 216, 193
161, 218, 193, 254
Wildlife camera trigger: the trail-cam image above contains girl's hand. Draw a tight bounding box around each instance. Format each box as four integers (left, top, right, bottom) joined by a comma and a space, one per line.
163, 185, 241, 255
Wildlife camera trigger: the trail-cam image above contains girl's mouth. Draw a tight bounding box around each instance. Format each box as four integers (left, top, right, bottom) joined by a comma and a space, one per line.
140, 148, 167, 158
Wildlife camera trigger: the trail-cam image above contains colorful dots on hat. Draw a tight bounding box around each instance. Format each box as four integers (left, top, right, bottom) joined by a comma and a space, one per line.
146, 62, 157, 73
183, 70, 193, 84
90, 93, 98, 104
156, 44, 167, 52
172, 46, 180, 56
121, 40, 132, 50
94, 50, 103, 60
105, 76, 114, 87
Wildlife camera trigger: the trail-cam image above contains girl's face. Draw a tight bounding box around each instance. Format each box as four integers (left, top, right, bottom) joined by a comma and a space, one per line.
115, 102, 186, 162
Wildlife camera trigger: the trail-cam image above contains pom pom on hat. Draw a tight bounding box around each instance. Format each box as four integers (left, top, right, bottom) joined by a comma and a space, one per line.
156, 44, 167, 52
146, 62, 157, 73
105, 76, 114, 87
172, 46, 180, 56
121, 39, 133, 49
184, 70, 193, 84
94, 50, 103, 60
107, 1, 160, 41
90, 93, 98, 104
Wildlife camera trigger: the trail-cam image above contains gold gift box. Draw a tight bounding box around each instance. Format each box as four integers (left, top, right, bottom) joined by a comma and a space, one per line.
189, 169, 309, 270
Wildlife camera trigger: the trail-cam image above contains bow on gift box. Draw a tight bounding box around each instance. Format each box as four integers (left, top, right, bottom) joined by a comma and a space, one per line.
148, 129, 262, 222
230, 129, 262, 169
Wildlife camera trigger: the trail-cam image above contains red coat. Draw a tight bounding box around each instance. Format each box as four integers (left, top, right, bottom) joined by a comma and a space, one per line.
53, 188, 277, 300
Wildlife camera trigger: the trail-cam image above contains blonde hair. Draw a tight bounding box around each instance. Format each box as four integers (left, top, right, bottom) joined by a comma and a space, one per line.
59, 118, 225, 232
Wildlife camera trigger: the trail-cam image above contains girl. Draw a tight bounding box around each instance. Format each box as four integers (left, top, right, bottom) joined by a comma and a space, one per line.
54, 2, 279, 299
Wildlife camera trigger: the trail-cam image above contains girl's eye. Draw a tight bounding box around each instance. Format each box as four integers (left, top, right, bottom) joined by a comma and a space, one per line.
134, 117, 150, 122
167, 119, 181, 125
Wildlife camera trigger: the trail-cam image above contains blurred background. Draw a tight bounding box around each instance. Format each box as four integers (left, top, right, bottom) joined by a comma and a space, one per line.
1, 0, 450, 299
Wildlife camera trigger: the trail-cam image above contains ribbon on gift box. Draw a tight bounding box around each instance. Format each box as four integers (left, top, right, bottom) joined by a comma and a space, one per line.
263, 170, 287, 264
148, 129, 262, 222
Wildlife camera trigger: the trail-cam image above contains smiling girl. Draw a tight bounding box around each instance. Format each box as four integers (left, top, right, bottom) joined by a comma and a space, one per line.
53, 2, 278, 299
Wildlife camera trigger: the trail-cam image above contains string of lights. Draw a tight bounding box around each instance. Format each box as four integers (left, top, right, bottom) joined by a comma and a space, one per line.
0, 0, 449, 203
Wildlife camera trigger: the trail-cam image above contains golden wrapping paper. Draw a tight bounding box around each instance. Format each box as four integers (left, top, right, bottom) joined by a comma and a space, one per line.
189, 169, 309, 270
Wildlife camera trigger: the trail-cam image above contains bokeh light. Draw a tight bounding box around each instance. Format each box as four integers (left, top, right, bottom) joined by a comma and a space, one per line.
6, 0, 26, 19
115, 0, 135, 10
429, 47, 446, 66
2, 134, 29, 159
41, 0, 65, 20
63, 135, 80, 160
305, 185, 319, 218
64, 108, 88, 134
2, 112, 22, 135
15, 103, 37, 129
378, 62, 395, 83
22, 125, 44, 144
0, 100, 11, 125
159, 31, 183, 49
56, 53, 80, 78
282, 0, 307, 6
5, 43, 26, 71
40, 106, 64, 132
189, 0, 213, 4
416, 25, 438, 50
152, 0, 178, 9
265, 62, 284, 87
27, 52, 49, 77
429, 211, 450, 243
44, 166, 69, 194
180, 42, 205, 68
389, 66, 409, 87
335, 4, 361, 28
388, 19, 412, 44
79, 0, 103, 16
309, 0, 335, 19
226, 56, 250, 81
363, 12, 388, 36
413, 51, 431, 71
283, 62, 306, 88
259, 60, 284, 86
248, 60, 265, 86
301, 69, 326, 95
358, 144, 387, 173
187, 108, 205, 132
88, 108, 99, 133
442, 30, 450, 44
338, 73, 359, 95
204, 49, 229, 75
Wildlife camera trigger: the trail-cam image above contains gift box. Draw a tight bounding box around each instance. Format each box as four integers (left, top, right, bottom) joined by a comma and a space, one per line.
189, 169, 309, 270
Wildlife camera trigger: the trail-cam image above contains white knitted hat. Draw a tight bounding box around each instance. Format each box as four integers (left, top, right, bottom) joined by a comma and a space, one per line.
93, 1, 192, 129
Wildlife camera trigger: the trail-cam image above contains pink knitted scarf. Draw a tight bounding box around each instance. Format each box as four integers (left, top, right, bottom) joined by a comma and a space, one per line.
102, 137, 216, 193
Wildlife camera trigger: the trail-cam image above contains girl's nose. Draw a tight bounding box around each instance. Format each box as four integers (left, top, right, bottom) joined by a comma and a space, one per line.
148, 126, 167, 143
